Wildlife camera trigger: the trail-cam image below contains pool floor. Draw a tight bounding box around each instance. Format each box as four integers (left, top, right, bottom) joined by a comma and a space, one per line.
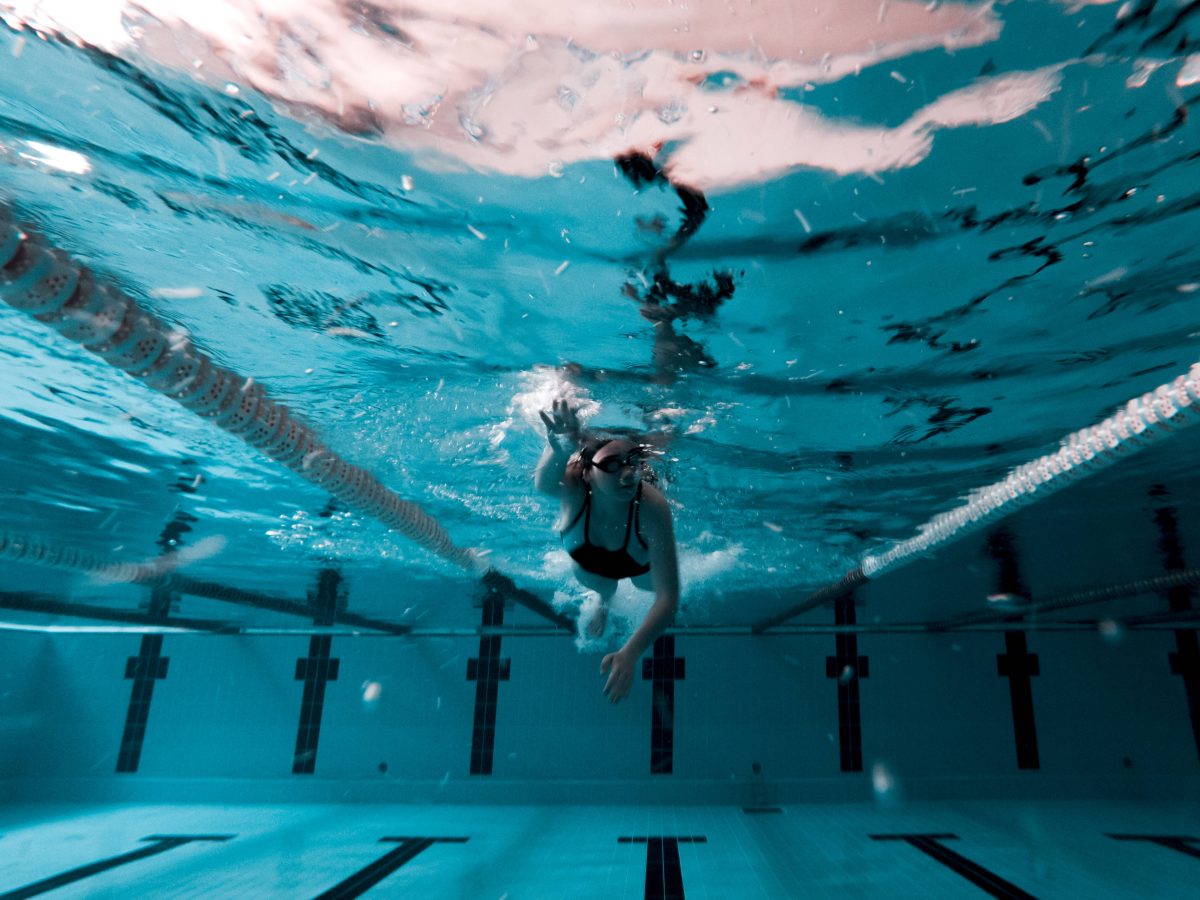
0, 800, 1195, 898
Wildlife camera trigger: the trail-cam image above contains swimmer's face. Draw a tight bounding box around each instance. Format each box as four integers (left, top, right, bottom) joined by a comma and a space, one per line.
589, 441, 643, 496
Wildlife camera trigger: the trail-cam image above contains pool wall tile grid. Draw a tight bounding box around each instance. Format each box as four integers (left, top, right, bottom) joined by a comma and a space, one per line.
1, 803, 1199, 898
2, 627, 1199, 794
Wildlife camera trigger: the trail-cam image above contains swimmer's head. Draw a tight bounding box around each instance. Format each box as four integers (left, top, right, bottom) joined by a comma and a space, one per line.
571, 437, 658, 494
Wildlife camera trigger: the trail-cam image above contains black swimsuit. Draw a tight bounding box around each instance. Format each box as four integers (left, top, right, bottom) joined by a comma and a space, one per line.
562, 482, 651, 580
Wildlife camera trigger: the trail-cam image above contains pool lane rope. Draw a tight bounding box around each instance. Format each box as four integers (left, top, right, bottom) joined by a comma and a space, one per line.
753, 360, 1200, 632
0, 209, 484, 575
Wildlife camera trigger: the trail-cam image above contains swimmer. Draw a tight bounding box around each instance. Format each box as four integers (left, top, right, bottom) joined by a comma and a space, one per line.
535, 399, 680, 703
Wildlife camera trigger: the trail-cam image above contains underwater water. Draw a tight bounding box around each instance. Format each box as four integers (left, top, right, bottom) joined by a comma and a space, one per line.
0, 0, 1198, 629
3, 5, 1200, 899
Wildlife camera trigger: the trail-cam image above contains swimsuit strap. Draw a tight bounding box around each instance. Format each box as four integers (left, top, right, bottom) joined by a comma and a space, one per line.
620, 484, 637, 551
633, 482, 649, 550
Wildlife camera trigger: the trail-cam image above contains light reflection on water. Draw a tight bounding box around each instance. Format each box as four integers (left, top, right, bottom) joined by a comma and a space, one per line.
0, 2, 1197, 625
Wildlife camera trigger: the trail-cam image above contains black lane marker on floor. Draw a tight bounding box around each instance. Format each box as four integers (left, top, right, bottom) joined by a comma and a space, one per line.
619, 836, 707, 900
869, 834, 1036, 900
826, 591, 869, 772
1107, 834, 1200, 860
468, 587, 510, 775
988, 529, 1041, 770
1151, 494, 1200, 763
293, 568, 342, 774
312, 837, 469, 900
116, 634, 170, 773
0, 834, 232, 900
642, 635, 685, 774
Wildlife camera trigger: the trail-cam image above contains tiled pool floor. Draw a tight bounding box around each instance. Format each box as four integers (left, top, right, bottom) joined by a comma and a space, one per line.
0, 800, 1196, 898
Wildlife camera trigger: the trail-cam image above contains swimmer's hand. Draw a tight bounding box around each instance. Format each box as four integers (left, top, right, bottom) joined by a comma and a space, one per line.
539, 398, 581, 450
600, 648, 635, 704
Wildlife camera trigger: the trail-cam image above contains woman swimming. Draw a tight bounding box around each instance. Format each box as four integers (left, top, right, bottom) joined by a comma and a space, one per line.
534, 399, 680, 703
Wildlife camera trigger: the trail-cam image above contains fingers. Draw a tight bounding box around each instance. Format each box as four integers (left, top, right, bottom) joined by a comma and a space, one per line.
600, 654, 631, 703
539, 410, 553, 429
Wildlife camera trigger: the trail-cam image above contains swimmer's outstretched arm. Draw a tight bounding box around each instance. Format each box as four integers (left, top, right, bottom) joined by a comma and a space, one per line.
601, 489, 680, 703
534, 399, 581, 496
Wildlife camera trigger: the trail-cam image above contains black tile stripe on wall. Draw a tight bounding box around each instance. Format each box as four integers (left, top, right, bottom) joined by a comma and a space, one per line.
292, 569, 344, 775
642, 636, 685, 775
987, 528, 1041, 770
0, 835, 232, 900
619, 836, 707, 900
313, 837, 469, 900
869, 834, 1036, 900
825, 591, 868, 772
1107, 834, 1200, 860
467, 589, 510, 775
115, 507, 190, 775
1150, 490, 1200, 763
293, 636, 340, 774
116, 635, 170, 774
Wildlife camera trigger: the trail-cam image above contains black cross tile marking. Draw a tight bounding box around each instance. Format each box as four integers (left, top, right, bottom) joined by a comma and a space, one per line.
642, 635, 685, 775
313, 837, 469, 900
997, 631, 1040, 770
870, 834, 1036, 899
0, 834, 232, 899
292, 568, 343, 775
293, 636, 339, 774
825, 592, 869, 772
987, 529, 1040, 770
116, 634, 170, 773
467, 588, 510, 775
619, 836, 707, 900
1107, 833, 1200, 860
1170, 633, 1200, 761
115, 507, 191, 774
1151, 496, 1200, 763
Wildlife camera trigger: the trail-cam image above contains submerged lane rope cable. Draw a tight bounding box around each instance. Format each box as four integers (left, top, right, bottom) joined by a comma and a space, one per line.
752, 359, 1200, 632
0, 208, 483, 574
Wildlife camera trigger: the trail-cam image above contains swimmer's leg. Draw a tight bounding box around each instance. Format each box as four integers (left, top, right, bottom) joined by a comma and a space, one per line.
575, 567, 618, 637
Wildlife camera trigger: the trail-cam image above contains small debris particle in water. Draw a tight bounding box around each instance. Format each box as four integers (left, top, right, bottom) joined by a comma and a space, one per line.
1098, 618, 1125, 643
763, 522, 783, 533
325, 326, 374, 340
401, 174, 414, 191
467, 225, 487, 240
986, 592, 1028, 607
872, 762, 895, 796
149, 286, 203, 300
889, 70, 906, 84
793, 209, 812, 233
554, 260, 570, 276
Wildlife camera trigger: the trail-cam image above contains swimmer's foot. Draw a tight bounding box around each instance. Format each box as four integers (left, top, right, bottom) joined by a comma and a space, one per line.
587, 605, 609, 637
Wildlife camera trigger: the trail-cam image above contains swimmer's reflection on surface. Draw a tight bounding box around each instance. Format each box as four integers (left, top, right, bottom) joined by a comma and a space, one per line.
534, 398, 680, 703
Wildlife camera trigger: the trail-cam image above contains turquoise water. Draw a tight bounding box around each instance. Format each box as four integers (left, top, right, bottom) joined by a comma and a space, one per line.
0, 1, 1198, 632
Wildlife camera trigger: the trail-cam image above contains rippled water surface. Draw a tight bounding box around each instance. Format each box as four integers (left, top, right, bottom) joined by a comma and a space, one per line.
0, 1, 1198, 628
